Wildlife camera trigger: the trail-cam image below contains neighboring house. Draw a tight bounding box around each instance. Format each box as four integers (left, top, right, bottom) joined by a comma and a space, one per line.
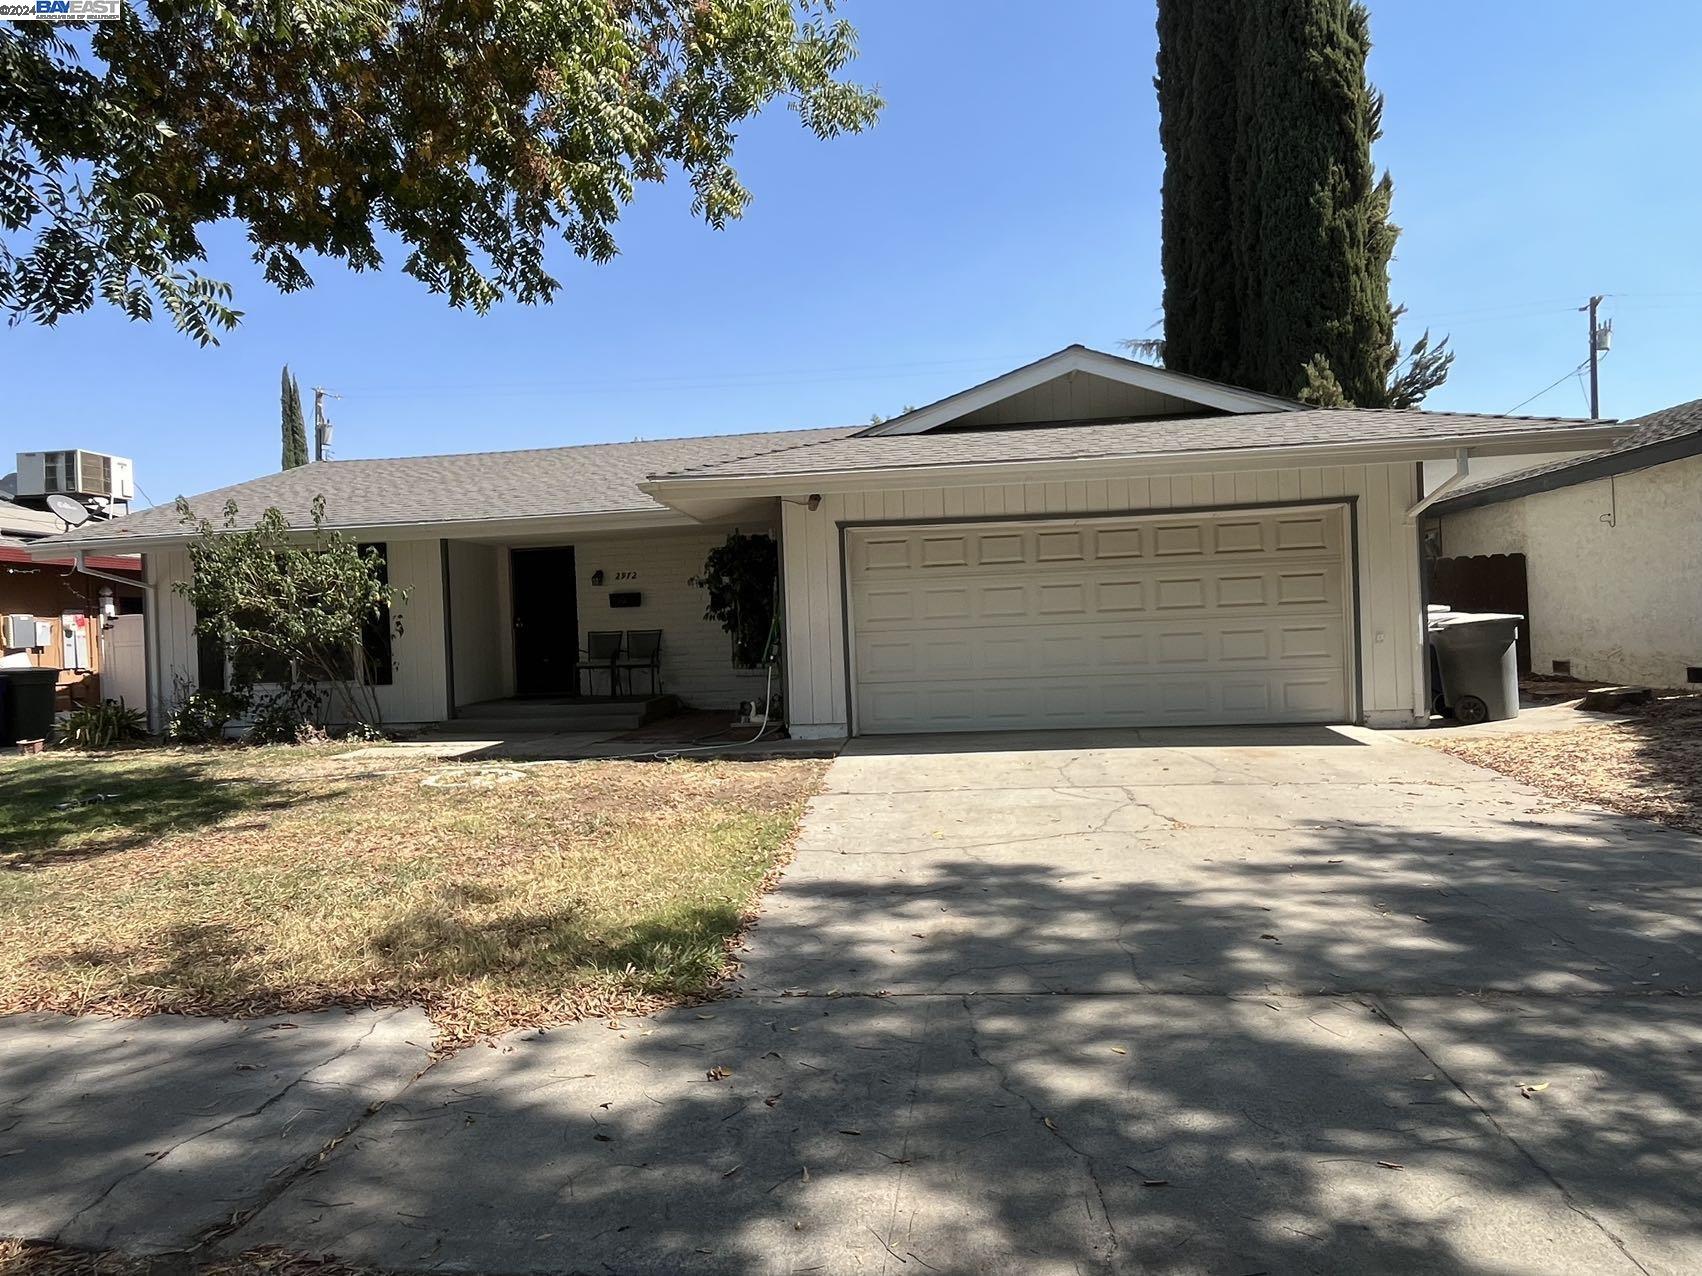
2, 497, 146, 712
32, 346, 1627, 737
1428, 398, 1702, 688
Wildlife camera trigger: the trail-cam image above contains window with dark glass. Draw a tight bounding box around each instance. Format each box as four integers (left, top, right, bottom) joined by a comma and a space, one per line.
194, 607, 226, 692
359, 542, 394, 686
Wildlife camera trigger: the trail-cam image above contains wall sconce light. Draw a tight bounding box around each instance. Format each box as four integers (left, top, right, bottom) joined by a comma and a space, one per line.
98, 585, 115, 619
590, 569, 605, 586
806, 493, 822, 512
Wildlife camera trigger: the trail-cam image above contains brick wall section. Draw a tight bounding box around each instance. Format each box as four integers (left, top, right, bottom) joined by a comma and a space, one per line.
572, 527, 775, 710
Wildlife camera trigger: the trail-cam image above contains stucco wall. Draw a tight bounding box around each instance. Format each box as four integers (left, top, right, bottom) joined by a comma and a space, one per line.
1439, 455, 1702, 686
571, 526, 776, 709
780, 461, 1428, 736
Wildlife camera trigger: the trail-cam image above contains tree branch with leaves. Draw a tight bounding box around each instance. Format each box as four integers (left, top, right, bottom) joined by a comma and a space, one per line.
1, 1, 881, 343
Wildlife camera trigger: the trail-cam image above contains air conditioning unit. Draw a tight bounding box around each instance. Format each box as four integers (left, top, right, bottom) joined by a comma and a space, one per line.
14, 450, 135, 502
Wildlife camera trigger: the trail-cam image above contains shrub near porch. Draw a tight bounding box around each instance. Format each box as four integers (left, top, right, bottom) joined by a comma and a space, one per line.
0, 749, 826, 1049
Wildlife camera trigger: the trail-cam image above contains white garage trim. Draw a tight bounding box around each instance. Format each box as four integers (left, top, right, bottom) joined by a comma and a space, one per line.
839, 501, 1360, 736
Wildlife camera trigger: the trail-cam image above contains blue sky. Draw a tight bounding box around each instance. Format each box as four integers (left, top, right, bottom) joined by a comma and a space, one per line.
5, 0, 1699, 504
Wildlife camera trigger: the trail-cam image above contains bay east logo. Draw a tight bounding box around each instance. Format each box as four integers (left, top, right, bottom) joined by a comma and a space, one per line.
1, 0, 123, 18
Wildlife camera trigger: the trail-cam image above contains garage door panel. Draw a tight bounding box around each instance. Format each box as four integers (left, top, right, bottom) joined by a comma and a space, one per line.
854, 561, 1342, 628
849, 508, 1351, 733
855, 615, 1346, 678
855, 671, 1344, 733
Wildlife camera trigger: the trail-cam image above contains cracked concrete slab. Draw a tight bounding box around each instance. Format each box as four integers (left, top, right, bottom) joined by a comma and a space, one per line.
233, 994, 1647, 1274
1381, 995, 1702, 1276
742, 730, 1702, 1000
0, 1007, 431, 1253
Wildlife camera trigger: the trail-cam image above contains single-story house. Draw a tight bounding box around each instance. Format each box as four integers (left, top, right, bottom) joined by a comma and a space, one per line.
33, 346, 1629, 737
1427, 397, 1702, 688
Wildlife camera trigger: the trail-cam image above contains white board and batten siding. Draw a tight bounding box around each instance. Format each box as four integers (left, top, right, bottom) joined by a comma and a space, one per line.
446, 540, 505, 708
147, 538, 450, 724
781, 462, 1428, 737
572, 527, 777, 709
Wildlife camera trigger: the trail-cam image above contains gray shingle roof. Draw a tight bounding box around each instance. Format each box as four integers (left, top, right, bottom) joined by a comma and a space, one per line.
655, 408, 1617, 481
48, 427, 859, 546
1432, 398, 1702, 508
41, 402, 1626, 552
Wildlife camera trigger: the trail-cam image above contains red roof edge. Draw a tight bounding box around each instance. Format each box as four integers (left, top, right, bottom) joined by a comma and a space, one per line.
0, 545, 144, 573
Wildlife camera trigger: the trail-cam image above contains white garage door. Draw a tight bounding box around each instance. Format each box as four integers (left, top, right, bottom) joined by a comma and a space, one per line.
847, 507, 1353, 734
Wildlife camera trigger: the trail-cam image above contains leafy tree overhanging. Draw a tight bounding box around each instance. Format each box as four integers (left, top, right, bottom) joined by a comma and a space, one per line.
1, 1, 881, 344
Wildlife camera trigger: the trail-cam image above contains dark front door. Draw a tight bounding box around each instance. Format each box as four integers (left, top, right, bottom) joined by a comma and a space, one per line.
512, 547, 578, 695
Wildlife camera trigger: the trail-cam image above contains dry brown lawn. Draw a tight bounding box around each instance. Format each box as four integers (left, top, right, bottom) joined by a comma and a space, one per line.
0, 745, 825, 1048
1429, 691, 1702, 833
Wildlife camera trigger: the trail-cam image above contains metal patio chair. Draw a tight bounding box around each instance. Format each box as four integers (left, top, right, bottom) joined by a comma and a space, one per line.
578, 630, 624, 697
616, 629, 663, 696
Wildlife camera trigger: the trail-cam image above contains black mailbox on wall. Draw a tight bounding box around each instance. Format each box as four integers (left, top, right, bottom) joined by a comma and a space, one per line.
609, 592, 642, 608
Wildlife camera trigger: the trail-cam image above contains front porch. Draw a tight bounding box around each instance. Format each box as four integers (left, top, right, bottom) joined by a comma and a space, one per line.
437, 522, 778, 725
146, 517, 781, 732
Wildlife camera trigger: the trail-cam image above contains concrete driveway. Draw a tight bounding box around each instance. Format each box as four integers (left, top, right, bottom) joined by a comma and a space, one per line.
11, 727, 1702, 1273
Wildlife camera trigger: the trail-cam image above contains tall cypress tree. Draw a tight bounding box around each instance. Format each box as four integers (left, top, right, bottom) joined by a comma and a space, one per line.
1154, 0, 1451, 407
280, 367, 309, 469
1156, 0, 1240, 384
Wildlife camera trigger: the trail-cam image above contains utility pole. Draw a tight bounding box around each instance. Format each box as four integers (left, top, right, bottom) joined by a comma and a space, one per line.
312, 386, 341, 461
1581, 296, 1610, 418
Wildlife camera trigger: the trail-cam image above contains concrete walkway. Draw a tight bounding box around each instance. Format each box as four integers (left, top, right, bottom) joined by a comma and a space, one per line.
0, 1008, 431, 1252
8, 726, 1702, 1273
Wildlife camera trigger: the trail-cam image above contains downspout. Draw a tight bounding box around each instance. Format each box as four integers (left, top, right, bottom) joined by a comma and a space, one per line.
74, 551, 162, 733
1405, 447, 1471, 522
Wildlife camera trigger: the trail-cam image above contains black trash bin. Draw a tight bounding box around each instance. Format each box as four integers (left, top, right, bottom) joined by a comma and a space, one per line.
0, 667, 61, 745
1428, 611, 1522, 725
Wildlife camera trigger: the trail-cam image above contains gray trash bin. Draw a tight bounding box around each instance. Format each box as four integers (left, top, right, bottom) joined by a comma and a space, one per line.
0, 666, 62, 744
1428, 611, 1522, 725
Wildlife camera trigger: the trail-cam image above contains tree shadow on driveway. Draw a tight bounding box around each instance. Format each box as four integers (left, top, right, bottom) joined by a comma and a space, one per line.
227, 808, 1702, 1275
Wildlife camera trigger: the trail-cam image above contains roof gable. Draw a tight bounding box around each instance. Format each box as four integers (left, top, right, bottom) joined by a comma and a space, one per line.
858, 346, 1300, 437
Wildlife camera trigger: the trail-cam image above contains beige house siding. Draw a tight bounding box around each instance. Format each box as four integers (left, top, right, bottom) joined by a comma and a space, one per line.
780, 461, 1427, 737
1439, 454, 1702, 686
147, 537, 450, 724
572, 526, 776, 709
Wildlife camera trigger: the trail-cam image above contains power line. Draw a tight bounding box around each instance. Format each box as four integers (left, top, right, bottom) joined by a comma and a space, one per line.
1504, 360, 1589, 415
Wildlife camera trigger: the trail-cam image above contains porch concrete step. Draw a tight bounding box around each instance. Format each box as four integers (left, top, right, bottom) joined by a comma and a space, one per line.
453, 696, 677, 733
446, 717, 641, 735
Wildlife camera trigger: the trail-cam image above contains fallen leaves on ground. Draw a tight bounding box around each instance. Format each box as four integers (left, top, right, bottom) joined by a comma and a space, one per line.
0, 1240, 386, 1276
1426, 692, 1702, 834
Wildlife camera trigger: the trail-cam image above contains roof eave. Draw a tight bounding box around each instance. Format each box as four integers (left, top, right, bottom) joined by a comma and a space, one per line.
644, 423, 1633, 500
1432, 429, 1702, 514
26, 506, 702, 556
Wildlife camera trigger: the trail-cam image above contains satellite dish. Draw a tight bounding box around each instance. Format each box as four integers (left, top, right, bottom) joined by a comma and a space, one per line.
46, 493, 91, 527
